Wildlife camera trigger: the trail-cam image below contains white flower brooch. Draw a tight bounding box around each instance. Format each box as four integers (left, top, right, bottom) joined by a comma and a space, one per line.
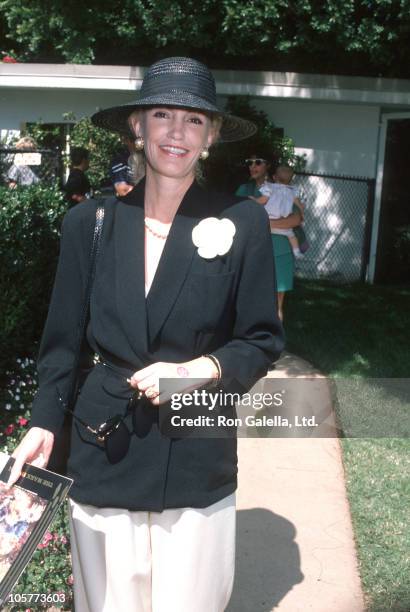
192, 217, 236, 259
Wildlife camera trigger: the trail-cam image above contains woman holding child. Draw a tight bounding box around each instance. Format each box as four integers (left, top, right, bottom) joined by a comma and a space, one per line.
237, 155, 302, 321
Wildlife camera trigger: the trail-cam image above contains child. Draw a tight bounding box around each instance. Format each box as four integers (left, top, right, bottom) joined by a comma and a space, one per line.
250, 165, 306, 258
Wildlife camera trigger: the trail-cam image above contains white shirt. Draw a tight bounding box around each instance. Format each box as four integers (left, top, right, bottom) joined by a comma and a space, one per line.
259, 182, 298, 219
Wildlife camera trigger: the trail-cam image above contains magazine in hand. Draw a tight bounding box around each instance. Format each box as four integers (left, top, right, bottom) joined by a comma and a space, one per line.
0, 452, 73, 606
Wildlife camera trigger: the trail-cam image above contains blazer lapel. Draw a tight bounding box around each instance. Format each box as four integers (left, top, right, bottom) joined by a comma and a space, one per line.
146, 181, 208, 346
115, 181, 149, 359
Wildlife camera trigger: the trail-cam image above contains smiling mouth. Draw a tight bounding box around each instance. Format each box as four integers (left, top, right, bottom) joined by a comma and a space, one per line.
160, 145, 189, 157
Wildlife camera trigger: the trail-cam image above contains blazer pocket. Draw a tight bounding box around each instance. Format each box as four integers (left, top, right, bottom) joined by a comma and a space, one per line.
187, 271, 235, 332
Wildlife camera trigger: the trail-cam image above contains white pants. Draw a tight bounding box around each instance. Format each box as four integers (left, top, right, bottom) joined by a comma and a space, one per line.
68, 494, 236, 612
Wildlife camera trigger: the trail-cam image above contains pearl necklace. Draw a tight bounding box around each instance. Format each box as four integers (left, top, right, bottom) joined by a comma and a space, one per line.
144, 218, 170, 240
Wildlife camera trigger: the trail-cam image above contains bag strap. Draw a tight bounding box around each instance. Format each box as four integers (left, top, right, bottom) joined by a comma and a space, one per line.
66, 201, 105, 408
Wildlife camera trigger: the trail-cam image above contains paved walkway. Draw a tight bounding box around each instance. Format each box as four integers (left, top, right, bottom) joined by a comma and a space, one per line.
226, 353, 365, 612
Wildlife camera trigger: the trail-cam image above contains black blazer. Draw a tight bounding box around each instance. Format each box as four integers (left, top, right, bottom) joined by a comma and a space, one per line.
30, 179, 284, 511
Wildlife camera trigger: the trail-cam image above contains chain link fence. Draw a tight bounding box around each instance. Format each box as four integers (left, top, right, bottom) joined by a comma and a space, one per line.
0, 148, 62, 187
293, 172, 375, 282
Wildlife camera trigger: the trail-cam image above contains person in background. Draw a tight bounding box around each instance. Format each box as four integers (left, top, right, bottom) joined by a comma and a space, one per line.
6, 137, 40, 188
110, 134, 145, 196
249, 164, 305, 258
64, 147, 91, 207
235, 153, 303, 322
269, 205, 303, 322
235, 155, 269, 198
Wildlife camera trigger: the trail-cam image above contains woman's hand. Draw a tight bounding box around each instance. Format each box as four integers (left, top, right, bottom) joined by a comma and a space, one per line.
129, 357, 218, 405
7, 427, 55, 487
269, 210, 302, 231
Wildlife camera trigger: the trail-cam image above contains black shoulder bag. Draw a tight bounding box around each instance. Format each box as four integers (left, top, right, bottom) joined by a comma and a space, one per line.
48, 203, 105, 475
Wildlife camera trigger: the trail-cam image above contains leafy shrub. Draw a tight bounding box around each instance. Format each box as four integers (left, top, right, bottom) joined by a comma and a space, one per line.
65, 114, 122, 189
0, 359, 73, 611
0, 184, 66, 383
0, 358, 35, 445
23, 114, 122, 192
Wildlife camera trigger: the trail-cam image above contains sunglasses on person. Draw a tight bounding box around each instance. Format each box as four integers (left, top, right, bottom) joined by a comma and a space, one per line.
57, 387, 143, 464
245, 158, 267, 167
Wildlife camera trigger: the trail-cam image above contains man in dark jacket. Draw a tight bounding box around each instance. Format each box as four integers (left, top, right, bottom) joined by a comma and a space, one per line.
64, 147, 91, 207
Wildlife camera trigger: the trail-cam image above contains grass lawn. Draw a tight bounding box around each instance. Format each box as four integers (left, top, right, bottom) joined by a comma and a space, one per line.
285, 280, 410, 612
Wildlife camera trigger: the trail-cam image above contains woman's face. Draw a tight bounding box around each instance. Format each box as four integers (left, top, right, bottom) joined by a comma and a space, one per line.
130, 107, 215, 180
247, 156, 268, 182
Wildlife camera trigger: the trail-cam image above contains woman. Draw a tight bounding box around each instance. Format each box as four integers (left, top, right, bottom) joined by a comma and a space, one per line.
64, 146, 91, 206
270, 211, 302, 321
235, 154, 269, 198
8, 57, 284, 612
236, 153, 301, 321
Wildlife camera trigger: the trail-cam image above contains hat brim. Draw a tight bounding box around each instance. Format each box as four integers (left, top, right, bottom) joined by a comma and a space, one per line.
91, 93, 256, 143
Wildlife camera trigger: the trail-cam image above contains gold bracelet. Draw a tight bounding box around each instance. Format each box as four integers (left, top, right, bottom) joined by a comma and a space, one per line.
204, 354, 222, 387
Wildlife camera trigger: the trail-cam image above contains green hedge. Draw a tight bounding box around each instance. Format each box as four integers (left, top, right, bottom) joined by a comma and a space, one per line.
0, 184, 66, 383
0, 186, 72, 606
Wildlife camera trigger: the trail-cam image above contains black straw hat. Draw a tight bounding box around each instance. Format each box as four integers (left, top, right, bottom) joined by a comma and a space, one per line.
91, 57, 256, 142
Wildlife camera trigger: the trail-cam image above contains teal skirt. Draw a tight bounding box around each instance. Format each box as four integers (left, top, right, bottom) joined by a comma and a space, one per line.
271, 234, 294, 292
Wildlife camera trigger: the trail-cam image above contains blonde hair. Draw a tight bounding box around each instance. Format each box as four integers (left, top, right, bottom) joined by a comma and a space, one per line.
128, 151, 146, 185
15, 136, 37, 150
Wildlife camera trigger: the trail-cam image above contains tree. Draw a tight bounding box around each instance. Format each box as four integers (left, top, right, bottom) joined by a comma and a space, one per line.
0, 1, 409, 77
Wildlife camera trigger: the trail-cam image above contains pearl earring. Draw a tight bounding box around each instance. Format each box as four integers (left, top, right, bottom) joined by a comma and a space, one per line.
200, 148, 209, 160
135, 136, 144, 150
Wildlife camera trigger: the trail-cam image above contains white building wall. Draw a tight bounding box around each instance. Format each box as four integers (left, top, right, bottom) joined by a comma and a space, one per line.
0, 88, 136, 135
252, 98, 380, 179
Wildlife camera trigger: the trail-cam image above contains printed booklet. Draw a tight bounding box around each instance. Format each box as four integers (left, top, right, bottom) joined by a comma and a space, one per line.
0, 452, 73, 606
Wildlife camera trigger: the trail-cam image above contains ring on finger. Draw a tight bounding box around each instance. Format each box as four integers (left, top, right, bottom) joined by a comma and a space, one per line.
145, 387, 158, 399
